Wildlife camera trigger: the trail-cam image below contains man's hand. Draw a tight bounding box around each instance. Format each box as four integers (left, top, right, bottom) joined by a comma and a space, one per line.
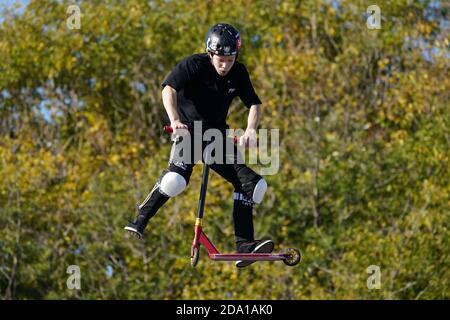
170, 120, 189, 136
239, 128, 257, 148
241, 105, 260, 148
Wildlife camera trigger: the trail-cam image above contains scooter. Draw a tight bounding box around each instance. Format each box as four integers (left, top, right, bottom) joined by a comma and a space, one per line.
164, 125, 301, 267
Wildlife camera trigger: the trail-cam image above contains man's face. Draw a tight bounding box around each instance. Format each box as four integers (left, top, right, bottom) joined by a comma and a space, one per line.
210, 54, 236, 76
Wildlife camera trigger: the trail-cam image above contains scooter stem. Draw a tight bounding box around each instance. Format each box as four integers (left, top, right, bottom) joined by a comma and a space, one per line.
196, 163, 210, 219
192, 154, 210, 256
191, 218, 203, 256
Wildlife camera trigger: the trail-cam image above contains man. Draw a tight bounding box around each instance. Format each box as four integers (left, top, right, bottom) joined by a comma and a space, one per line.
124, 23, 273, 268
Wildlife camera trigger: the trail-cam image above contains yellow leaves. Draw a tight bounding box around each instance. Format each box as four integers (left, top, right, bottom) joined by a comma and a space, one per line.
274, 33, 283, 43
172, 258, 186, 270
108, 154, 121, 166
420, 215, 432, 230
265, 55, 274, 65
0, 40, 8, 56
417, 22, 433, 35
54, 57, 63, 71
404, 208, 433, 233
330, 62, 338, 72
378, 58, 389, 69
63, 181, 77, 192
95, 80, 104, 91
101, 20, 109, 32
143, 34, 153, 49
81, 189, 92, 202
346, 44, 359, 56
128, 145, 138, 157
390, 130, 407, 146
327, 6, 336, 16
327, 27, 336, 37
66, 56, 77, 71
129, 4, 142, 20
281, 1, 296, 14
88, 122, 102, 134
443, 38, 450, 47
421, 179, 448, 205
302, 170, 312, 183
433, 149, 448, 162
106, 143, 141, 167
125, 256, 140, 270
325, 132, 337, 141
281, 225, 288, 237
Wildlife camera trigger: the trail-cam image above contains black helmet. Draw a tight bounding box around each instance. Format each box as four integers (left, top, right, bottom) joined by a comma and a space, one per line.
205, 23, 241, 56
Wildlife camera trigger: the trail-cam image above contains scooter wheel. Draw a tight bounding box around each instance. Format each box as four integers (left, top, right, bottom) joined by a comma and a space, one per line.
191, 247, 199, 267
283, 248, 302, 266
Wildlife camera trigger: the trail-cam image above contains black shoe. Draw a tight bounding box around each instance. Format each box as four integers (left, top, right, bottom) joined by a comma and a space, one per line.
235, 239, 274, 268
124, 220, 144, 239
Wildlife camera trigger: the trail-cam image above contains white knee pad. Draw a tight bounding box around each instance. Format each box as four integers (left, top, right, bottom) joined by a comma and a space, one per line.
252, 178, 267, 204
160, 172, 187, 197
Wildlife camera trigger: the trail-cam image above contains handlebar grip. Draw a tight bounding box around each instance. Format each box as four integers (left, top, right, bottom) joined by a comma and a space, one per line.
163, 125, 173, 133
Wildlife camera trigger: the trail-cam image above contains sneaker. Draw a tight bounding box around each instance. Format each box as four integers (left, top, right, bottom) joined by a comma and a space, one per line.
235, 239, 274, 268
124, 220, 144, 239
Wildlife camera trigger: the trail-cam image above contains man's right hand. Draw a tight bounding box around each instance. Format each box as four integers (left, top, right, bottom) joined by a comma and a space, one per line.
170, 120, 189, 135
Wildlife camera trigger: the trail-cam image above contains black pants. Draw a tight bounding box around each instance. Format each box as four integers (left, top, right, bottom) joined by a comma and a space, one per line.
137, 132, 263, 243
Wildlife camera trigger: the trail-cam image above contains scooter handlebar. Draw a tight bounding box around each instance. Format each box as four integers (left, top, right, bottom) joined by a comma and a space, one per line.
163, 125, 175, 133
163, 125, 239, 144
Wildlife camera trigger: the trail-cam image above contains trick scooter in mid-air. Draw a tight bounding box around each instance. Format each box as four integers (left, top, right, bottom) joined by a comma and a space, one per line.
164, 125, 302, 267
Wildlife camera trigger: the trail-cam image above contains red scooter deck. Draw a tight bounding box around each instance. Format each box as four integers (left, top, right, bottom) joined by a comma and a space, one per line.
209, 253, 291, 261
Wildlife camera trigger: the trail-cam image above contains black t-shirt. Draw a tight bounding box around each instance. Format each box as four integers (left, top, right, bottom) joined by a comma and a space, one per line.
161, 53, 262, 130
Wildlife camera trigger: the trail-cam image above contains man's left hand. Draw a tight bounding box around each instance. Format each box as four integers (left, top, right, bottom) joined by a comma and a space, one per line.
239, 129, 257, 148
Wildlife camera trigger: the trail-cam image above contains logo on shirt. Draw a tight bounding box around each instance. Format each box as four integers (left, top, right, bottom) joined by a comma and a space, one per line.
228, 87, 236, 94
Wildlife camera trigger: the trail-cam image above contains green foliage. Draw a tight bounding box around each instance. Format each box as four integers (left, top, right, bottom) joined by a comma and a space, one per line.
0, 0, 448, 299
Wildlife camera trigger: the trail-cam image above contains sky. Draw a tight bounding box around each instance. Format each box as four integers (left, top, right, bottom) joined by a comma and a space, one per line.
0, 0, 30, 20
0, 0, 30, 7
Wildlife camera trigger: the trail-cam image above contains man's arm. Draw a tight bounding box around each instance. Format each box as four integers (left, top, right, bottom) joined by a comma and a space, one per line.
246, 104, 261, 130
240, 104, 261, 147
162, 85, 187, 130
